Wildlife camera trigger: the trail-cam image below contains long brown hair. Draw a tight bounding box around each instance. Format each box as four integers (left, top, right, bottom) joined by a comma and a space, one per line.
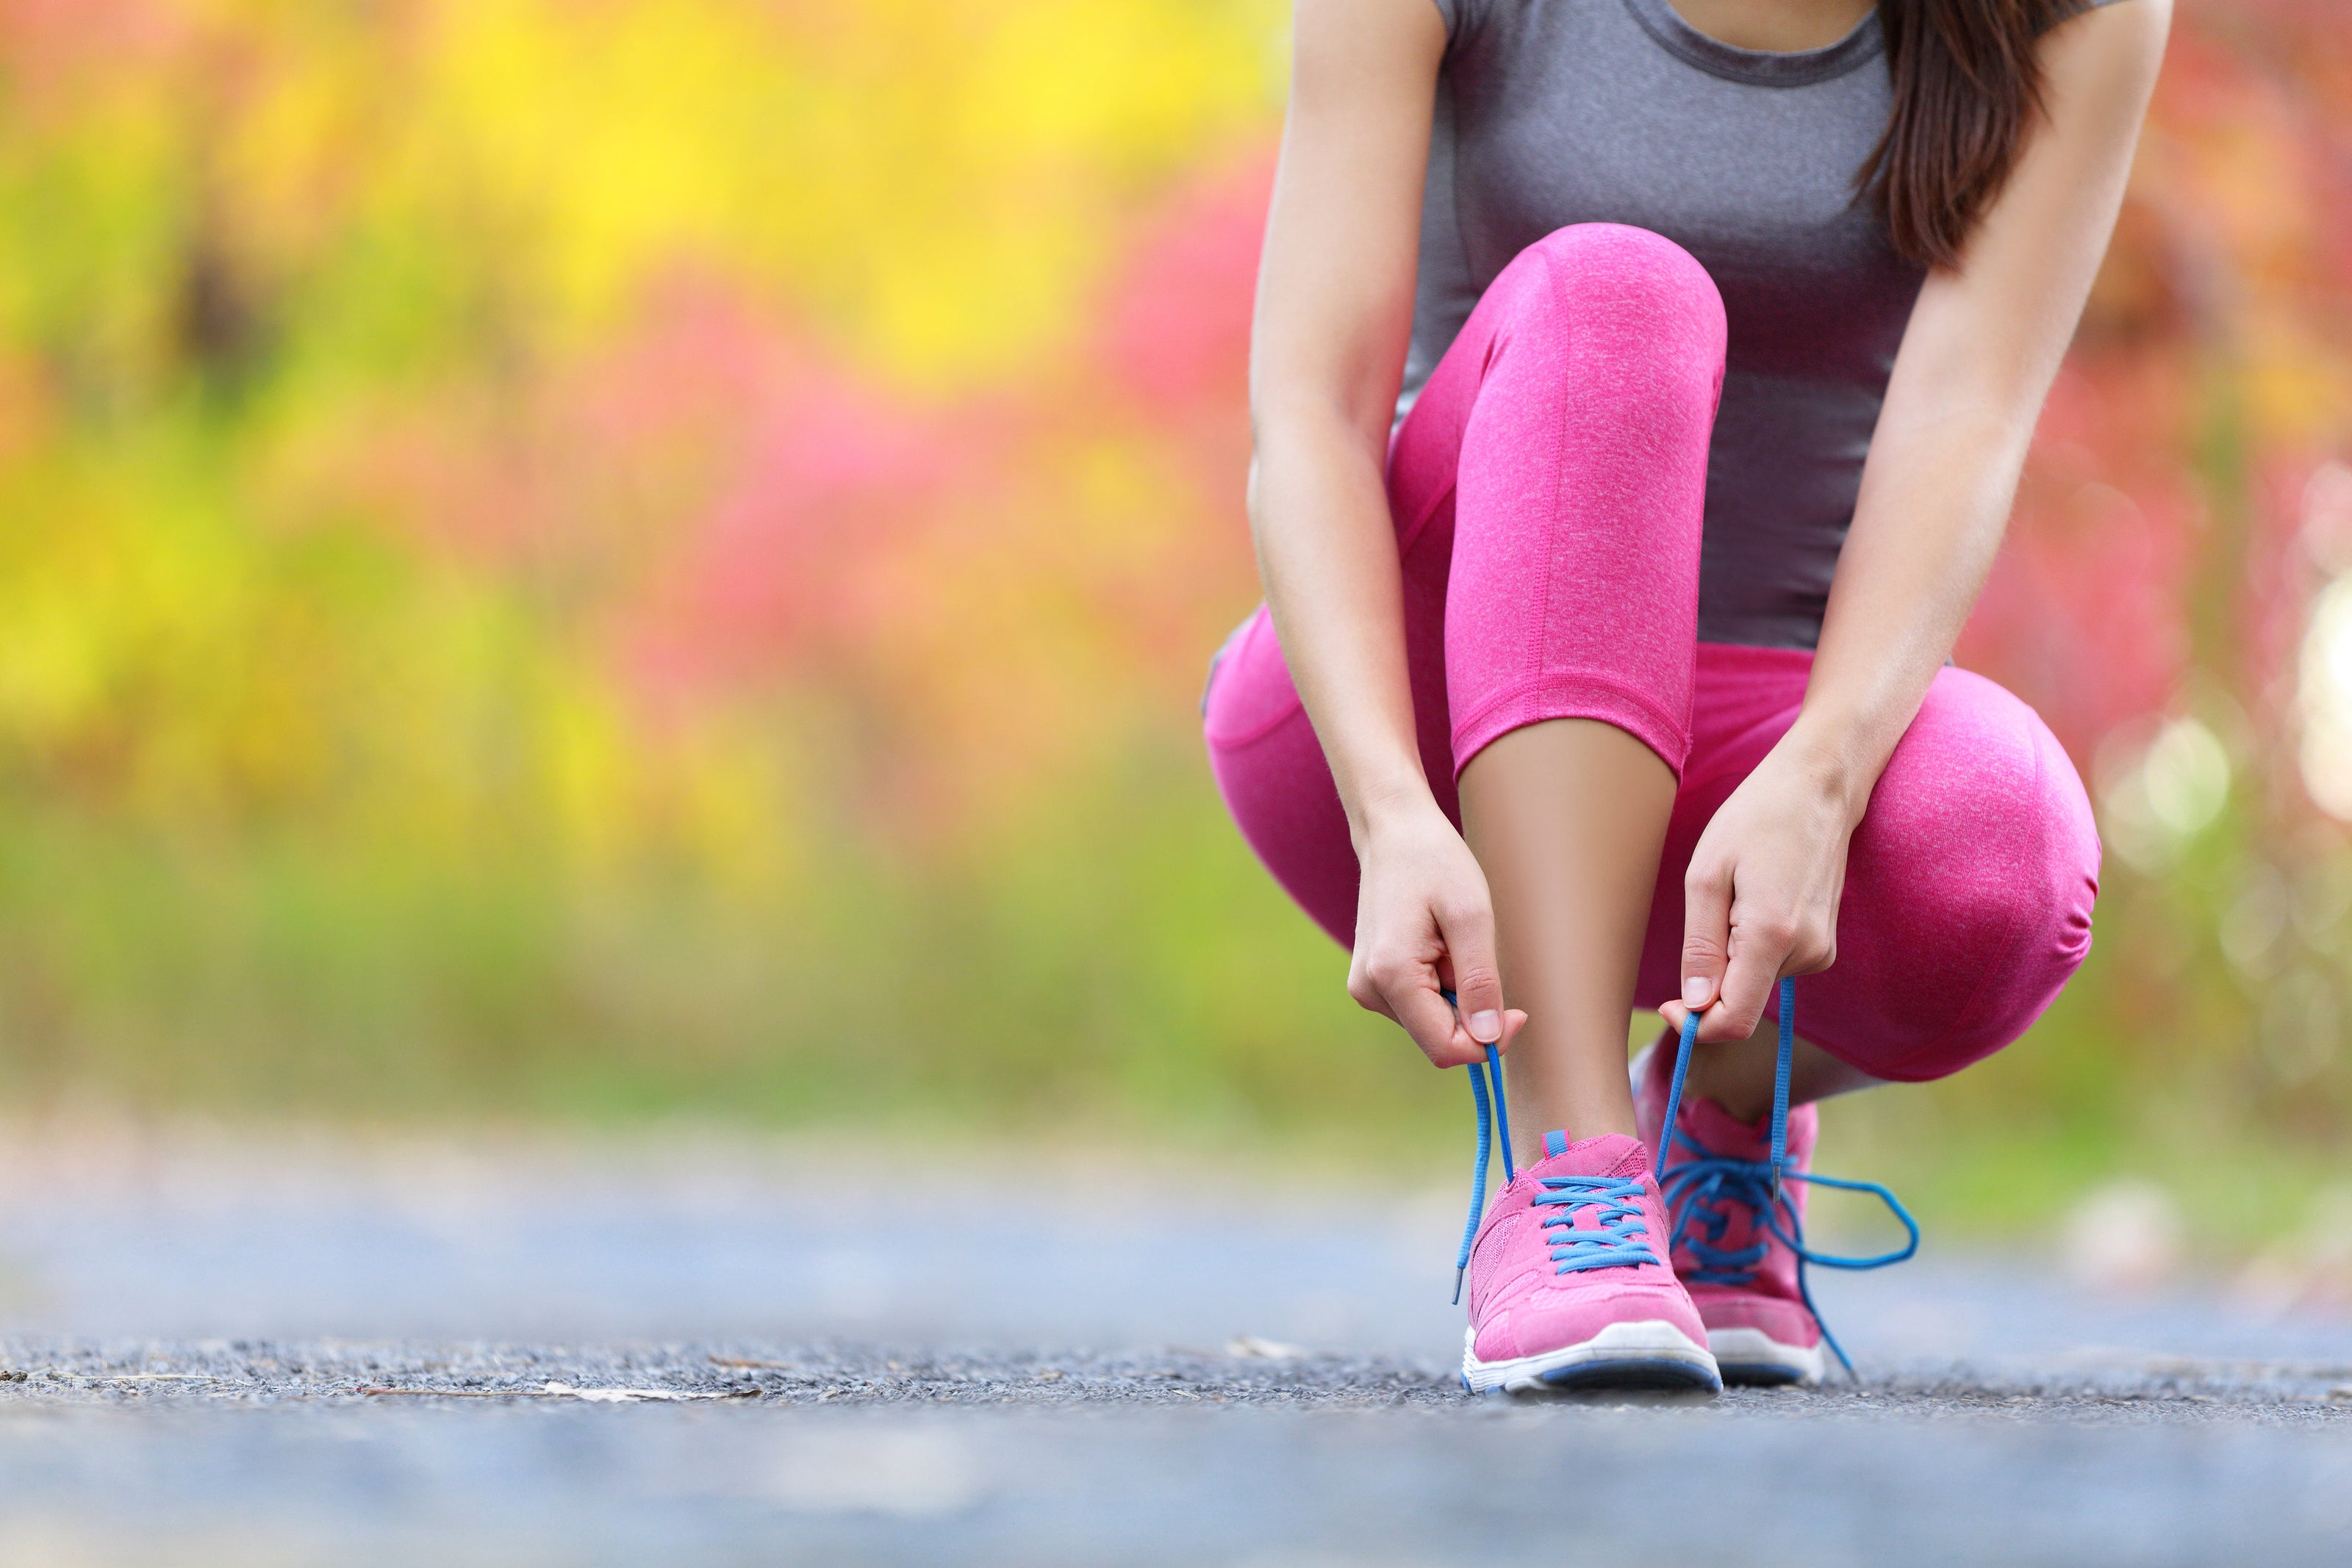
1862, 0, 2094, 269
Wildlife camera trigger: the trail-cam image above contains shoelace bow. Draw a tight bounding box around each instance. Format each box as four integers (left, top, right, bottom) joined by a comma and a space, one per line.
1447, 979, 1921, 1378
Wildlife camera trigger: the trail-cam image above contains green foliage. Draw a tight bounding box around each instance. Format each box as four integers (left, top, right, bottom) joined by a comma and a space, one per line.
0, 3, 2348, 1259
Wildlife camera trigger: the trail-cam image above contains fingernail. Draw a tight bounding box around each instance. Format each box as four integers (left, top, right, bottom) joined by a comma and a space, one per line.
1682, 976, 1710, 1007
1467, 1010, 1502, 1043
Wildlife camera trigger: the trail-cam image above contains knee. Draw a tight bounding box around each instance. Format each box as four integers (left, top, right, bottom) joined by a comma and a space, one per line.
1993, 725, 2101, 1004
1858, 679, 2100, 1073
1509, 223, 1726, 361
1877, 686, 2098, 951
1927, 830, 2097, 990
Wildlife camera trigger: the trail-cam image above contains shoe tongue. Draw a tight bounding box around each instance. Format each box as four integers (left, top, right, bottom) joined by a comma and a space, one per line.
1679, 1093, 1774, 1158
1533, 1130, 1651, 1181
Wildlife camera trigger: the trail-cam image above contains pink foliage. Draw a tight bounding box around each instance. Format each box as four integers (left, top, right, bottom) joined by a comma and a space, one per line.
1959, 1, 2352, 783
1097, 149, 1272, 418
615, 284, 963, 704
1958, 364, 2199, 769
295, 2, 2351, 845
0, 0, 186, 79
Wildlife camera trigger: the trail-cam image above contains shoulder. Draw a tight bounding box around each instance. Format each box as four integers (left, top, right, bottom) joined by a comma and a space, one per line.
1428, 0, 1546, 47
1291, 0, 1449, 90
2042, 0, 2173, 43
1429, 0, 1480, 46
2038, 0, 2171, 89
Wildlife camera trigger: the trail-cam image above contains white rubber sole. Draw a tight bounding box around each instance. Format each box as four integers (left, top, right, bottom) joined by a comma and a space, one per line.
1461, 1320, 1722, 1395
1707, 1326, 1825, 1386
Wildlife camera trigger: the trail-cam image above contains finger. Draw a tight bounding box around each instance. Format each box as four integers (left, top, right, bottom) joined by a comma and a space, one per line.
1707, 905, 1792, 1042
1663, 996, 1740, 1045
1433, 898, 1508, 1048
1346, 958, 1399, 1023
1393, 977, 1482, 1068
1430, 1003, 1525, 1063
1679, 858, 1733, 1017
1432, 969, 1526, 1054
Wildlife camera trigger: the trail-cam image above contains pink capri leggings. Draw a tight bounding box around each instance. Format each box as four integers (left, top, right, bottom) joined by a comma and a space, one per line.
1203, 223, 2100, 1084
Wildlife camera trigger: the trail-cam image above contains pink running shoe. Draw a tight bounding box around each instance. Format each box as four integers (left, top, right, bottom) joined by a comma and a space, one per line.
1633, 1039, 1827, 1384
1631, 979, 1919, 1386
1459, 1127, 1720, 1394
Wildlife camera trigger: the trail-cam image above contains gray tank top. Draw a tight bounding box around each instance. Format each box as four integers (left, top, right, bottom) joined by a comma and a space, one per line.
1404, 0, 2111, 648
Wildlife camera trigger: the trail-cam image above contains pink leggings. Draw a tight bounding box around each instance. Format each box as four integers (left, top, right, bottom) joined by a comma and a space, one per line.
1203, 224, 2099, 1084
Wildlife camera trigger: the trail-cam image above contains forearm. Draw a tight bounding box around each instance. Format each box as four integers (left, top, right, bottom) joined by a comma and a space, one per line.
1250, 406, 1434, 847
1237, 0, 1445, 852
1788, 401, 2033, 823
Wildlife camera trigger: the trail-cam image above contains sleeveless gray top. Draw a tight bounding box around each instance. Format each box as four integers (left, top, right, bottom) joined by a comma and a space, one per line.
1404, 0, 2109, 648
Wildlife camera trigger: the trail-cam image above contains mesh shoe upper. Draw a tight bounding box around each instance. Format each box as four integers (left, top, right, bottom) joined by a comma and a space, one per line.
1465, 1132, 1709, 1364
1635, 1042, 1824, 1351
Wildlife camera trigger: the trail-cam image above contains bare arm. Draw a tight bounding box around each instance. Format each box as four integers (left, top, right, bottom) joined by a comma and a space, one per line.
1250, 0, 1522, 1065
1803, 0, 2173, 813
1250, 0, 1437, 835
1671, 0, 2172, 1040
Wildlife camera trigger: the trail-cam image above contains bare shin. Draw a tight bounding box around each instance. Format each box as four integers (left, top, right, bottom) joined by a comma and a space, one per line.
1458, 717, 1676, 1157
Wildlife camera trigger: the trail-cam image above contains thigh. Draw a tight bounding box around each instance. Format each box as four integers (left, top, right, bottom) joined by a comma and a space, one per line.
1207, 223, 1720, 950
1414, 224, 1717, 778
1635, 658, 2101, 1082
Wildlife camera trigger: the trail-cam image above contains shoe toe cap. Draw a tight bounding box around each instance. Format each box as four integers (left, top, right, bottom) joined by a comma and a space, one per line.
1475, 1280, 1706, 1362
1690, 1287, 1821, 1348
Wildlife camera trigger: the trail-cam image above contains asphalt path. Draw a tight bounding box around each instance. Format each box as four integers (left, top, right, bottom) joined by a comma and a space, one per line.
0, 1125, 2348, 1565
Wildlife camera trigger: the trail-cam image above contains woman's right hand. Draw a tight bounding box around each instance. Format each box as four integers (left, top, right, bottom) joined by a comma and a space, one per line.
1346, 800, 1528, 1068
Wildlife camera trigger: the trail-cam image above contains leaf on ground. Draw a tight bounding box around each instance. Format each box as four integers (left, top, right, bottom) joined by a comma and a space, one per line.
1227, 1336, 1306, 1361
539, 1381, 734, 1403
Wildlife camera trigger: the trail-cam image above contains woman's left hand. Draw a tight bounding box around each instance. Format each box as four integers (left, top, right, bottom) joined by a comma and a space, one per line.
1657, 734, 1865, 1043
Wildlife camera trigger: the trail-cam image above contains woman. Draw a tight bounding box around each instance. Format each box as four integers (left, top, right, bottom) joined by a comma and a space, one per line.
1202, 0, 2168, 1393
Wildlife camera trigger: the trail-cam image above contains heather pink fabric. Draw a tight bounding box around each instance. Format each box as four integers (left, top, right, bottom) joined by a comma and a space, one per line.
1634, 1040, 1821, 1348
1464, 1132, 1705, 1364
1202, 223, 2101, 1085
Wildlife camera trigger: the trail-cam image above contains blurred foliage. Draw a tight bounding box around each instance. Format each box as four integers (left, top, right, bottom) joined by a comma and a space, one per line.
0, 0, 1373, 1137
1902, 0, 2352, 1238
0, 1, 2348, 1239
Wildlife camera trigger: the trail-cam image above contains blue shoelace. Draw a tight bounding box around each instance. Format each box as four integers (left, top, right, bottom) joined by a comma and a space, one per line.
1446, 997, 1661, 1303
1446, 979, 1921, 1376
1532, 1143, 1663, 1277
1449, 1004, 1514, 1305
1654, 977, 1920, 1376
